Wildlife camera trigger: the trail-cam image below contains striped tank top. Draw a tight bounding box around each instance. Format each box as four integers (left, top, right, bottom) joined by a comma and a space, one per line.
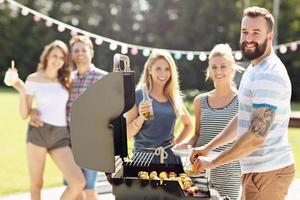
195, 93, 241, 199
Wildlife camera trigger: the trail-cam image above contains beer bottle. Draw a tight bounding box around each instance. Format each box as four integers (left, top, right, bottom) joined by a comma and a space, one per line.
142, 84, 154, 120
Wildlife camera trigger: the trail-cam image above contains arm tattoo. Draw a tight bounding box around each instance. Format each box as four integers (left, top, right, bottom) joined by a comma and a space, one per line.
249, 108, 275, 137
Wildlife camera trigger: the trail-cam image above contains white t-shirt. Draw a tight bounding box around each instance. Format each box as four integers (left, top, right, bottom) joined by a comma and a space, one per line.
238, 53, 294, 174
25, 81, 69, 126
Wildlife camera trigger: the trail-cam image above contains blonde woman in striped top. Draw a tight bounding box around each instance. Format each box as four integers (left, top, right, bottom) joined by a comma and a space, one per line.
184, 44, 243, 199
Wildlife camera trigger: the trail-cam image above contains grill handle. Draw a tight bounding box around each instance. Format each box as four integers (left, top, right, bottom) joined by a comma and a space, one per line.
113, 54, 131, 72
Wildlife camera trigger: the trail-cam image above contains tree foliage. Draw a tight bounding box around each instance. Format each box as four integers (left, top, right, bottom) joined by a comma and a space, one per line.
0, 0, 299, 99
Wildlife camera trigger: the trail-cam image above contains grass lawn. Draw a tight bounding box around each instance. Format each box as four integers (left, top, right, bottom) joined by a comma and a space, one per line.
0, 88, 61, 195
0, 87, 299, 196
291, 102, 300, 111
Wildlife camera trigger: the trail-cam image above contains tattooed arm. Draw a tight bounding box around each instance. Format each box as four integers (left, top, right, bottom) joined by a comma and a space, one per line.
249, 108, 275, 137
192, 107, 276, 172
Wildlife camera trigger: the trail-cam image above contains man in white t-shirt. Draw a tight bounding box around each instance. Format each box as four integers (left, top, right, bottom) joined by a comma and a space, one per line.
190, 6, 295, 200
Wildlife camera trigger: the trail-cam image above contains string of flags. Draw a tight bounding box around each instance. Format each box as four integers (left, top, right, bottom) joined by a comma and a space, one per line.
2, 0, 299, 62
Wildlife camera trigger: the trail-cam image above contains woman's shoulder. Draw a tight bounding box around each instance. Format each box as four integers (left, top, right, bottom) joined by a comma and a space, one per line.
193, 92, 209, 102
26, 72, 43, 82
26, 71, 59, 84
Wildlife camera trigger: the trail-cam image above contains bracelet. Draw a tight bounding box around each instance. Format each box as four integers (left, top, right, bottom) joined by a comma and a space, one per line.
132, 119, 139, 129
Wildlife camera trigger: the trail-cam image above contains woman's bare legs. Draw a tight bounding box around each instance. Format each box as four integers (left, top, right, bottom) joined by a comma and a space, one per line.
75, 190, 98, 200
27, 143, 47, 200
85, 190, 98, 200
49, 146, 85, 200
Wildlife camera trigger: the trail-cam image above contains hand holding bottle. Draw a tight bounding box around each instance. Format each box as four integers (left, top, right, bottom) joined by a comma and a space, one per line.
138, 101, 154, 120
141, 84, 154, 120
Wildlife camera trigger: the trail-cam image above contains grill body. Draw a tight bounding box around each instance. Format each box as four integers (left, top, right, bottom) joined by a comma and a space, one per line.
108, 158, 214, 200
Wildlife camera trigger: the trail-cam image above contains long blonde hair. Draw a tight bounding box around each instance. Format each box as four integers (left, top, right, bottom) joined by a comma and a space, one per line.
138, 50, 184, 117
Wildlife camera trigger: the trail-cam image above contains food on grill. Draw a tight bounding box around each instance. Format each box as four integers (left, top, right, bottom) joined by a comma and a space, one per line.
169, 172, 177, 179
169, 171, 177, 178
183, 177, 192, 183
179, 173, 188, 182
187, 186, 200, 196
184, 163, 198, 176
140, 174, 150, 179
138, 171, 148, 177
183, 182, 192, 190
149, 171, 159, 180
179, 173, 187, 177
159, 171, 168, 180
183, 177, 193, 190
137, 170, 200, 193
184, 169, 193, 176
140, 174, 150, 180
138, 171, 150, 180
136, 169, 203, 196
150, 171, 157, 176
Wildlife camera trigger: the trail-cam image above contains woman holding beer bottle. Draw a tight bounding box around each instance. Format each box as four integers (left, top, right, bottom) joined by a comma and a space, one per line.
126, 50, 192, 164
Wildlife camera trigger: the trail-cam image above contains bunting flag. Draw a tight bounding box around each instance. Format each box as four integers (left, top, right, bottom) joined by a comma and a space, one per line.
2, 0, 299, 61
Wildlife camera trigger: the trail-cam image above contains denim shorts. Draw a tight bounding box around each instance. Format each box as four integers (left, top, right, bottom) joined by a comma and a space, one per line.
82, 168, 98, 189
64, 168, 97, 190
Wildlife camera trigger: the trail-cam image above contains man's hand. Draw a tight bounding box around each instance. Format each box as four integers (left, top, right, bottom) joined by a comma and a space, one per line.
29, 109, 43, 127
190, 146, 209, 164
193, 156, 215, 174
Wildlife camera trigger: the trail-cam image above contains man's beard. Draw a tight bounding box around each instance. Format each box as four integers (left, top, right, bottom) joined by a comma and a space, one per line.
240, 38, 268, 61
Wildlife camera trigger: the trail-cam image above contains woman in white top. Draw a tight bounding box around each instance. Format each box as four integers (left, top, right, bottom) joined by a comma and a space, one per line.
11, 40, 85, 200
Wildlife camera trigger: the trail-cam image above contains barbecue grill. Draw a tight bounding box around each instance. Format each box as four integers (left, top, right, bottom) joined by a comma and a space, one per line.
70, 54, 221, 200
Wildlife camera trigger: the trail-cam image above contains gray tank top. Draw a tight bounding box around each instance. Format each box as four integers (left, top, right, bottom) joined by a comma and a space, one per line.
194, 93, 241, 199
195, 93, 239, 151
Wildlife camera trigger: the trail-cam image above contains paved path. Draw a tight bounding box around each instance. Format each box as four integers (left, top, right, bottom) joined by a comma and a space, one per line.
0, 187, 114, 200
1, 178, 299, 200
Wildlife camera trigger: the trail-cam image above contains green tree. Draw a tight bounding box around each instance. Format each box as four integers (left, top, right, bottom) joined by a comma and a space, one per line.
1, 0, 299, 100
